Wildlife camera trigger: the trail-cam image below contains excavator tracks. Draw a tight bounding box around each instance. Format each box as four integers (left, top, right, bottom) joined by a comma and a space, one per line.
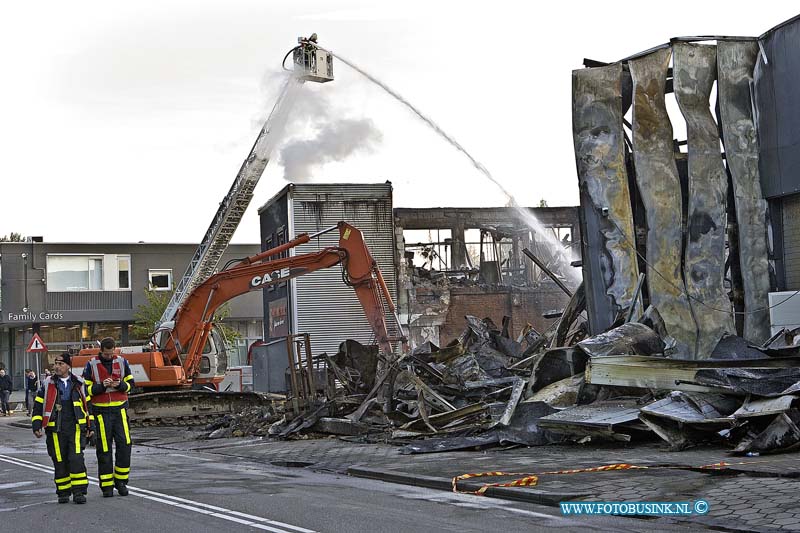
127, 390, 283, 427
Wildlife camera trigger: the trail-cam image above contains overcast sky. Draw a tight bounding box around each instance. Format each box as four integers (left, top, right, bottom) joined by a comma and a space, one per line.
1, 2, 795, 243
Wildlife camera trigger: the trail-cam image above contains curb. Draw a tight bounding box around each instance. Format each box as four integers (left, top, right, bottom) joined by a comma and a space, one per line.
346, 466, 591, 506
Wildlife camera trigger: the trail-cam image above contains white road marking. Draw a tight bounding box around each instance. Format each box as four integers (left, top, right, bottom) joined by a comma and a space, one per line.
167, 453, 212, 461
0, 454, 316, 533
0, 481, 37, 490
395, 482, 569, 522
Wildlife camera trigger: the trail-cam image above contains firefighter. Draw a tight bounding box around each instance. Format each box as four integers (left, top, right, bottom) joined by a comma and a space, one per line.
31, 352, 92, 504
83, 337, 134, 497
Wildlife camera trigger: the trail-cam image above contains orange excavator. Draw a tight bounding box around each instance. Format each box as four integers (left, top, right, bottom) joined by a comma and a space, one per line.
73, 222, 405, 394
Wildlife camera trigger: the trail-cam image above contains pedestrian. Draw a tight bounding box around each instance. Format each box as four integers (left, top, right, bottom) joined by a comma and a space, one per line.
25, 369, 39, 416
31, 352, 93, 504
0, 368, 12, 416
83, 337, 134, 497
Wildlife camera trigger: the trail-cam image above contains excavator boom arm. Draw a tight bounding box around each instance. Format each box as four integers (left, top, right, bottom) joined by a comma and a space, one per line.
166, 222, 405, 378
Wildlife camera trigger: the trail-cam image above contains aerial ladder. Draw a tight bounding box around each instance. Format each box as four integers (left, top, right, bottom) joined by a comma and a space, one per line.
160, 34, 334, 325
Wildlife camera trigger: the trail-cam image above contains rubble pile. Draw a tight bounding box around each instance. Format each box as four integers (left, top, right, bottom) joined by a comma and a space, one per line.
201, 405, 280, 439
203, 311, 800, 457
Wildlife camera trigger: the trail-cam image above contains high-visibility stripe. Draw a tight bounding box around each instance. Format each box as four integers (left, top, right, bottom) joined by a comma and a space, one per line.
35, 397, 44, 404
100, 474, 114, 480
124, 375, 134, 382
57, 482, 72, 490
52, 433, 62, 463
72, 479, 89, 486
70, 472, 87, 479
114, 466, 131, 473
114, 473, 129, 480
55, 476, 71, 484
101, 480, 115, 487
122, 408, 131, 445
92, 401, 127, 407
73, 401, 83, 406
31, 415, 43, 422
75, 425, 81, 454
47, 421, 55, 427
97, 414, 109, 453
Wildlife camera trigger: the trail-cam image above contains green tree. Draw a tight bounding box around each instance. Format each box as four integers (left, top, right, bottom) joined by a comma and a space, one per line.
0, 232, 25, 242
131, 289, 241, 342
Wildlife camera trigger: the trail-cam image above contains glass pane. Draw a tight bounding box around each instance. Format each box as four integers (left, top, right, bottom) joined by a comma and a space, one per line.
150, 272, 170, 289
47, 256, 89, 291
89, 258, 103, 290
86, 323, 122, 342
118, 257, 130, 289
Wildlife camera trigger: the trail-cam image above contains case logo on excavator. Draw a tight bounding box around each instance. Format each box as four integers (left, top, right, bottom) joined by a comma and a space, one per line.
251, 267, 292, 288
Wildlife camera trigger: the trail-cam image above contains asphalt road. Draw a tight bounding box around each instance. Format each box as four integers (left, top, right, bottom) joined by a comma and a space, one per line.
0, 419, 693, 532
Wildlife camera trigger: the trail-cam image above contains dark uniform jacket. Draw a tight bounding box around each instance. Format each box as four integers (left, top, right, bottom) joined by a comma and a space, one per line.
31, 375, 91, 434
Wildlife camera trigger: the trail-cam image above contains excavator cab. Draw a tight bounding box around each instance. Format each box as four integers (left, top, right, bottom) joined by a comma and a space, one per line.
153, 322, 226, 388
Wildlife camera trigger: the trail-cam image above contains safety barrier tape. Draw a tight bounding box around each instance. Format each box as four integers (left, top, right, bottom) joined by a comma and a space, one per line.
452, 461, 748, 496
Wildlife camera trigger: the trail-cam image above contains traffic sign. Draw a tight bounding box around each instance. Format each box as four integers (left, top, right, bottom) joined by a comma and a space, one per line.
26, 333, 48, 353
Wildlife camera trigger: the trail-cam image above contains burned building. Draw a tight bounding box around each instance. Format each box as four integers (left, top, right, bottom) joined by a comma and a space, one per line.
572, 17, 800, 356
394, 206, 581, 347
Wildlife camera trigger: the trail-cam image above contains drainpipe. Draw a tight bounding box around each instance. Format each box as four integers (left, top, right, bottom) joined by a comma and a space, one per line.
21, 253, 29, 312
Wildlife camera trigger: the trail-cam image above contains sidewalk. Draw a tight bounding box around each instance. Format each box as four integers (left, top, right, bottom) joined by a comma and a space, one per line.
2, 391, 31, 415
135, 427, 800, 532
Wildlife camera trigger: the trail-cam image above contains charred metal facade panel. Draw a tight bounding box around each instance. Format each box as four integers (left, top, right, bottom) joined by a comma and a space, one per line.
630, 48, 697, 355
718, 41, 771, 343
572, 64, 640, 335
674, 43, 735, 354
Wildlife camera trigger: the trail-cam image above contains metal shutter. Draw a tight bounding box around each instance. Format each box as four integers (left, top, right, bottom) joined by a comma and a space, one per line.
289, 184, 397, 356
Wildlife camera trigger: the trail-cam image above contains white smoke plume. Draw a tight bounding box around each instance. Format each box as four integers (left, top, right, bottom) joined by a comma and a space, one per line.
277, 83, 383, 181
280, 118, 382, 181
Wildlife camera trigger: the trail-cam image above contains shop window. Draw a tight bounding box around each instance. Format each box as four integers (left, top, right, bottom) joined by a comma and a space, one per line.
148, 269, 172, 291
85, 323, 122, 342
